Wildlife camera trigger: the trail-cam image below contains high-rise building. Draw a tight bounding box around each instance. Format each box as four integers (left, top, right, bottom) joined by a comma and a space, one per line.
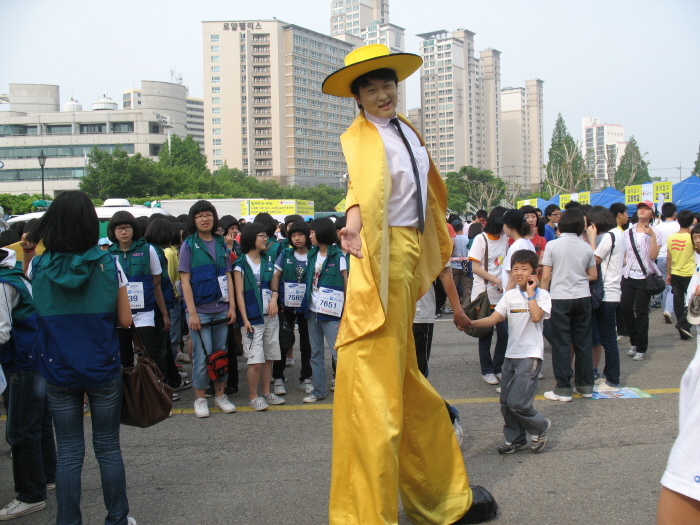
501, 79, 544, 191
202, 20, 354, 188
582, 117, 627, 189
407, 107, 422, 134
330, 0, 407, 116
0, 81, 195, 195
417, 29, 500, 177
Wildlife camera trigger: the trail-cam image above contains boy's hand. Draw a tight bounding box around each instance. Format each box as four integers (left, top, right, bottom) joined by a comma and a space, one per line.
340, 227, 363, 259
453, 309, 470, 331
526, 275, 539, 297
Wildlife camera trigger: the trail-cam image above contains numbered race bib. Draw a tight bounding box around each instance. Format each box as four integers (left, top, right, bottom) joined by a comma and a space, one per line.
316, 287, 344, 317
127, 282, 145, 310
262, 288, 273, 315
284, 283, 307, 308
218, 275, 229, 302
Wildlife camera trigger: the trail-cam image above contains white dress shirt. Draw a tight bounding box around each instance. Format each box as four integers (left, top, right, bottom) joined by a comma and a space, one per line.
364, 111, 429, 229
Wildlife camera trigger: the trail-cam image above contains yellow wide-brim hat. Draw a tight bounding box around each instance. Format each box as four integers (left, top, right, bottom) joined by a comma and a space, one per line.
322, 44, 422, 98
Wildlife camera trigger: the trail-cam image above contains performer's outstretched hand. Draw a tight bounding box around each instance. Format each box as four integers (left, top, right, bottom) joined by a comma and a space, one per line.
340, 227, 364, 259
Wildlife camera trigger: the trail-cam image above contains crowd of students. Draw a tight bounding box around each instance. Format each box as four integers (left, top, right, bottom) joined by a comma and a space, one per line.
1, 191, 699, 523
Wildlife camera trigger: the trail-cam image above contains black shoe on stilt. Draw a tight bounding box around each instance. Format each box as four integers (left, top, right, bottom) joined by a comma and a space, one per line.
451, 485, 498, 524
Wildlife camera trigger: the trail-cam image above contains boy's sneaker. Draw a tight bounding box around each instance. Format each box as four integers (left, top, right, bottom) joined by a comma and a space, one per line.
0, 499, 46, 520
263, 393, 286, 405
214, 395, 236, 413
633, 352, 645, 361
274, 378, 287, 395
594, 381, 620, 392
249, 397, 269, 411
497, 440, 528, 455
194, 398, 209, 418
300, 379, 314, 394
678, 326, 693, 339
172, 392, 181, 402
531, 419, 551, 453
286, 358, 295, 367
572, 388, 592, 399
664, 311, 673, 324
482, 373, 499, 385
627, 345, 637, 356
128, 518, 137, 525
543, 391, 572, 402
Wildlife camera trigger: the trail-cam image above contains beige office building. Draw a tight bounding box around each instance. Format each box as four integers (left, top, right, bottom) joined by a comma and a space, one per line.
417, 29, 501, 177
0, 81, 194, 195
582, 117, 627, 189
501, 79, 544, 191
202, 20, 354, 188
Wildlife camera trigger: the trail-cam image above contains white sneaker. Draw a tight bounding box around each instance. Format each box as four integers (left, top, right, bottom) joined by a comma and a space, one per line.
303, 394, 323, 403
538, 372, 544, 380
482, 373, 499, 385
249, 396, 269, 411
194, 398, 209, 418
0, 499, 47, 520
214, 394, 236, 413
178, 370, 188, 378
543, 391, 572, 402
572, 388, 593, 399
594, 382, 620, 392
633, 352, 645, 361
128, 518, 138, 525
330, 379, 335, 392
495, 373, 502, 381
300, 378, 314, 394
496, 387, 501, 394
286, 358, 295, 367
263, 393, 286, 405
274, 378, 287, 395
453, 419, 464, 446
627, 345, 637, 356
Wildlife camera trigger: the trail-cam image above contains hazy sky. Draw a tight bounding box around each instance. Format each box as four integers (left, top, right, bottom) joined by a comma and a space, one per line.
2, 0, 699, 182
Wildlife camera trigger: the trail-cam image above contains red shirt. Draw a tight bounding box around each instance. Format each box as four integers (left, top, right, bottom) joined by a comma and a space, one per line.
508, 233, 547, 255
446, 223, 456, 238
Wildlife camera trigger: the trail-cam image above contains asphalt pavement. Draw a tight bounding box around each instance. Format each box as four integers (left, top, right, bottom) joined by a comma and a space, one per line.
0, 308, 694, 525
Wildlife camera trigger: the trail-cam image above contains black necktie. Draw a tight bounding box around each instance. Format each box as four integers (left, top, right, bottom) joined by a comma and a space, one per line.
390, 117, 425, 234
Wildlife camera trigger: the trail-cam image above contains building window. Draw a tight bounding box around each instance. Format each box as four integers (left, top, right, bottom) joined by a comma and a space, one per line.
212, 76, 220, 84
79, 123, 105, 134
211, 34, 219, 42
111, 122, 134, 133
211, 66, 220, 73
211, 56, 220, 62
211, 45, 220, 52
212, 118, 221, 124
212, 108, 221, 115
213, 139, 222, 145
46, 124, 73, 135
212, 159, 223, 167
149, 144, 161, 156
213, 149, 222, 156
212, 87, 221, 93
212, 128, 221, 135
212, 97, 221, 104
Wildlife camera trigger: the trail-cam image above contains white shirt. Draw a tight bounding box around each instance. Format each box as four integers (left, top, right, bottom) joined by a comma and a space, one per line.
233, 255, 261, 288
502, 237, 535, 285
364, 111, 429, 229
655, 220, 680, 258
495, 288, 552, 360
468, 233, 508, 305
594, 229, 625, 303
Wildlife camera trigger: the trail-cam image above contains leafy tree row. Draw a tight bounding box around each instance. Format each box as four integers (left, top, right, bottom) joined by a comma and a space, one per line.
79, 135, 345, 212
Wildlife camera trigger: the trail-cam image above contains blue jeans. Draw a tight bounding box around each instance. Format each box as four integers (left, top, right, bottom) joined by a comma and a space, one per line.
6, 370, 56, 504
478, 310, 508, 375
169, 301, 182, 352
307, 311, 340, 399
595, 301, 620, 386
656, 257, 673, 311
48, 373, 129, 525
187, 310, 229, 390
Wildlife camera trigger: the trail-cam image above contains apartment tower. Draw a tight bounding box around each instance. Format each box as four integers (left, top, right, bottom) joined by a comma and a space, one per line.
582, 117, 627, 189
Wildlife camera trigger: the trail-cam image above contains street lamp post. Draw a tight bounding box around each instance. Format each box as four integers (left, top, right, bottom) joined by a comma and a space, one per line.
37, 150, 46, 200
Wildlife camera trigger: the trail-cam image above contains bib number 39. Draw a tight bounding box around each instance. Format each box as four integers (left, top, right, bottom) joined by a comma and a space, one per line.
127, 282, 145, 310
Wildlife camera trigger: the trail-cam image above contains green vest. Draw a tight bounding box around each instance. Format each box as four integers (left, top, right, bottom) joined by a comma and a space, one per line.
306, 244, 345, 320
233, 254, 275, 325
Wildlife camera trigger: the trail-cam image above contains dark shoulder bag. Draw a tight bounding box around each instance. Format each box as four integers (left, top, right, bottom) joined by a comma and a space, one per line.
121, 326, 174, 428
463, 234, 493, 339
629, 228, 665, 295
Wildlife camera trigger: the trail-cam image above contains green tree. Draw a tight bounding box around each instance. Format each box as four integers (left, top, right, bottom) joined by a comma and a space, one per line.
610, 136, 650, 190
444, 166, 505, 212
691, 143, 700, 176
0, 194, 50, 215
543, 114, 590, 195
158, 135, 208, 174
80, 146, 161, 199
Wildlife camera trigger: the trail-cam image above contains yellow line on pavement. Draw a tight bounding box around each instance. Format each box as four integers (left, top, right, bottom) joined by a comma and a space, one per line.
0, 388, 681, 421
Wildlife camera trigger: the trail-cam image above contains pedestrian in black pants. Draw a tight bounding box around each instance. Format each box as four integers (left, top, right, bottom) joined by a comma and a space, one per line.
620, 201, 660, 360
272, 309, 312, 391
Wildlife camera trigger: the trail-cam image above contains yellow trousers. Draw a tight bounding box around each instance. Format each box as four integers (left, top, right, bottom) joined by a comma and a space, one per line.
329, 228, 472, 525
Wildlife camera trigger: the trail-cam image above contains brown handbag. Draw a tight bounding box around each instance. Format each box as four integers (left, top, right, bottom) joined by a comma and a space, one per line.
121, 325, 173, 428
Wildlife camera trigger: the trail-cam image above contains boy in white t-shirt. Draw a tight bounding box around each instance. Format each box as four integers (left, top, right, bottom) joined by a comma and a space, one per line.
466, 249, 553, 454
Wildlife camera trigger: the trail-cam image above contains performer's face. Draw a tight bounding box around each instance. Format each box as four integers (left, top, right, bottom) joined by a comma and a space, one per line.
354, 78, 398, 119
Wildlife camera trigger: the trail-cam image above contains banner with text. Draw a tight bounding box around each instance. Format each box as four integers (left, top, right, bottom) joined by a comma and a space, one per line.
559, 192, 590, 207
625, 182, 672, 206
240, 200, 314, 217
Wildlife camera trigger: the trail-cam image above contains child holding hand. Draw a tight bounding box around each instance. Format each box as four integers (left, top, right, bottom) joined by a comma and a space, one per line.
467, 249, 552, 454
